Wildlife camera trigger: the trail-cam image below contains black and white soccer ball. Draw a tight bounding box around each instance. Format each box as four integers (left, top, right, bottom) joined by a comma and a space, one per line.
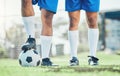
18, 49, 40, 67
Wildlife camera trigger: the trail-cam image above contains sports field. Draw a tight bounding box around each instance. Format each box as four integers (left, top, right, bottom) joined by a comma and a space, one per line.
0, 52, 120, 76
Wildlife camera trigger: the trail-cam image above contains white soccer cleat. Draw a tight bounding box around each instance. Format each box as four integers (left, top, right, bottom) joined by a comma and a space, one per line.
88, 56, 99, 66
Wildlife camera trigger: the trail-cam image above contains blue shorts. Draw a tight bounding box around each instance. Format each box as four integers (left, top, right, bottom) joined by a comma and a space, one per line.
37, 0, 58, 13
65, 0, 100, 12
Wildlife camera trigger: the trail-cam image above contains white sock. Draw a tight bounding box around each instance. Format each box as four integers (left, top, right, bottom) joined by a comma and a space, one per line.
22, 16, 35, 38
88, 28, 99, 57
40, 35, 52, 59
68, 30, 79, 58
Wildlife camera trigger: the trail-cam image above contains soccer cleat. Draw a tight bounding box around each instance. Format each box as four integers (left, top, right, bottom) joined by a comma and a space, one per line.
70, 57, 79, 66
32, 0, 38, 5
88, 56, 99, 66
21, 36, 36, 51
41, 58, 58, 66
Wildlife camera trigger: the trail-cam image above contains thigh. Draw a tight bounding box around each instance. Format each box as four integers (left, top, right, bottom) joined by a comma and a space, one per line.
69, 10, 80, 19
65, 0, 81, 12
82, 0, 100, 12
38, 0, 58, 13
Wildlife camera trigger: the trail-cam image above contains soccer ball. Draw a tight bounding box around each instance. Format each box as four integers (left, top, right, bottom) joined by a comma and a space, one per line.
18, 49, 40, 67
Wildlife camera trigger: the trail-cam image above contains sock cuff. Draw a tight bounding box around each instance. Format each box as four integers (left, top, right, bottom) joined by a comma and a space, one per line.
22, 16, 34, 19
40, 35, 52, 40
22, 16, 35, 22
68, 30, 79, 33
88, 28, 99, 31
88, 28, 99, 34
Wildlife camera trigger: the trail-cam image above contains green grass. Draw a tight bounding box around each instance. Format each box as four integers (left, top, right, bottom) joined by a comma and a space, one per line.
0, 52, 120, 76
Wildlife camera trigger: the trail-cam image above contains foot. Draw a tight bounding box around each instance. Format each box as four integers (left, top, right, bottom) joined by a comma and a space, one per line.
21, 36, 36, 51
70, 57, 79, 66
41, 58, 58, 66
32, 0, 38, 5
88, 56, 99, 66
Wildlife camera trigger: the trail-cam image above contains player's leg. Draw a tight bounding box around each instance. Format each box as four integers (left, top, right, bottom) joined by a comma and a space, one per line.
38, 0, 58, 66
40, 9, 54, 66
21, 0, 36, 51
68, 11, 80, 66
86, 12, 99, 65
65, 0, 81, 66
83, 0, 100, 65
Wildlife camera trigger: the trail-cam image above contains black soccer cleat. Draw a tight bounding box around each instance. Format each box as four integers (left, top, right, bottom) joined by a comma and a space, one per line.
70, 57, 79, 66
41, 58, 58, 66
21, 36, 36, 51
32, 0, 38, 5
88, 56, 99, 66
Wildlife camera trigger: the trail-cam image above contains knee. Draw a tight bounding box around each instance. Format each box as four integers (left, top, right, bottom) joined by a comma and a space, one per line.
69, 17, 79, 30
43, 11, 53, 20
87, 16, 97, 28
42, 9, 54, 25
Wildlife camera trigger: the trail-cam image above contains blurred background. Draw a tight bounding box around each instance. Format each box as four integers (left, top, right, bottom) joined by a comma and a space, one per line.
0, 0, 120, 59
